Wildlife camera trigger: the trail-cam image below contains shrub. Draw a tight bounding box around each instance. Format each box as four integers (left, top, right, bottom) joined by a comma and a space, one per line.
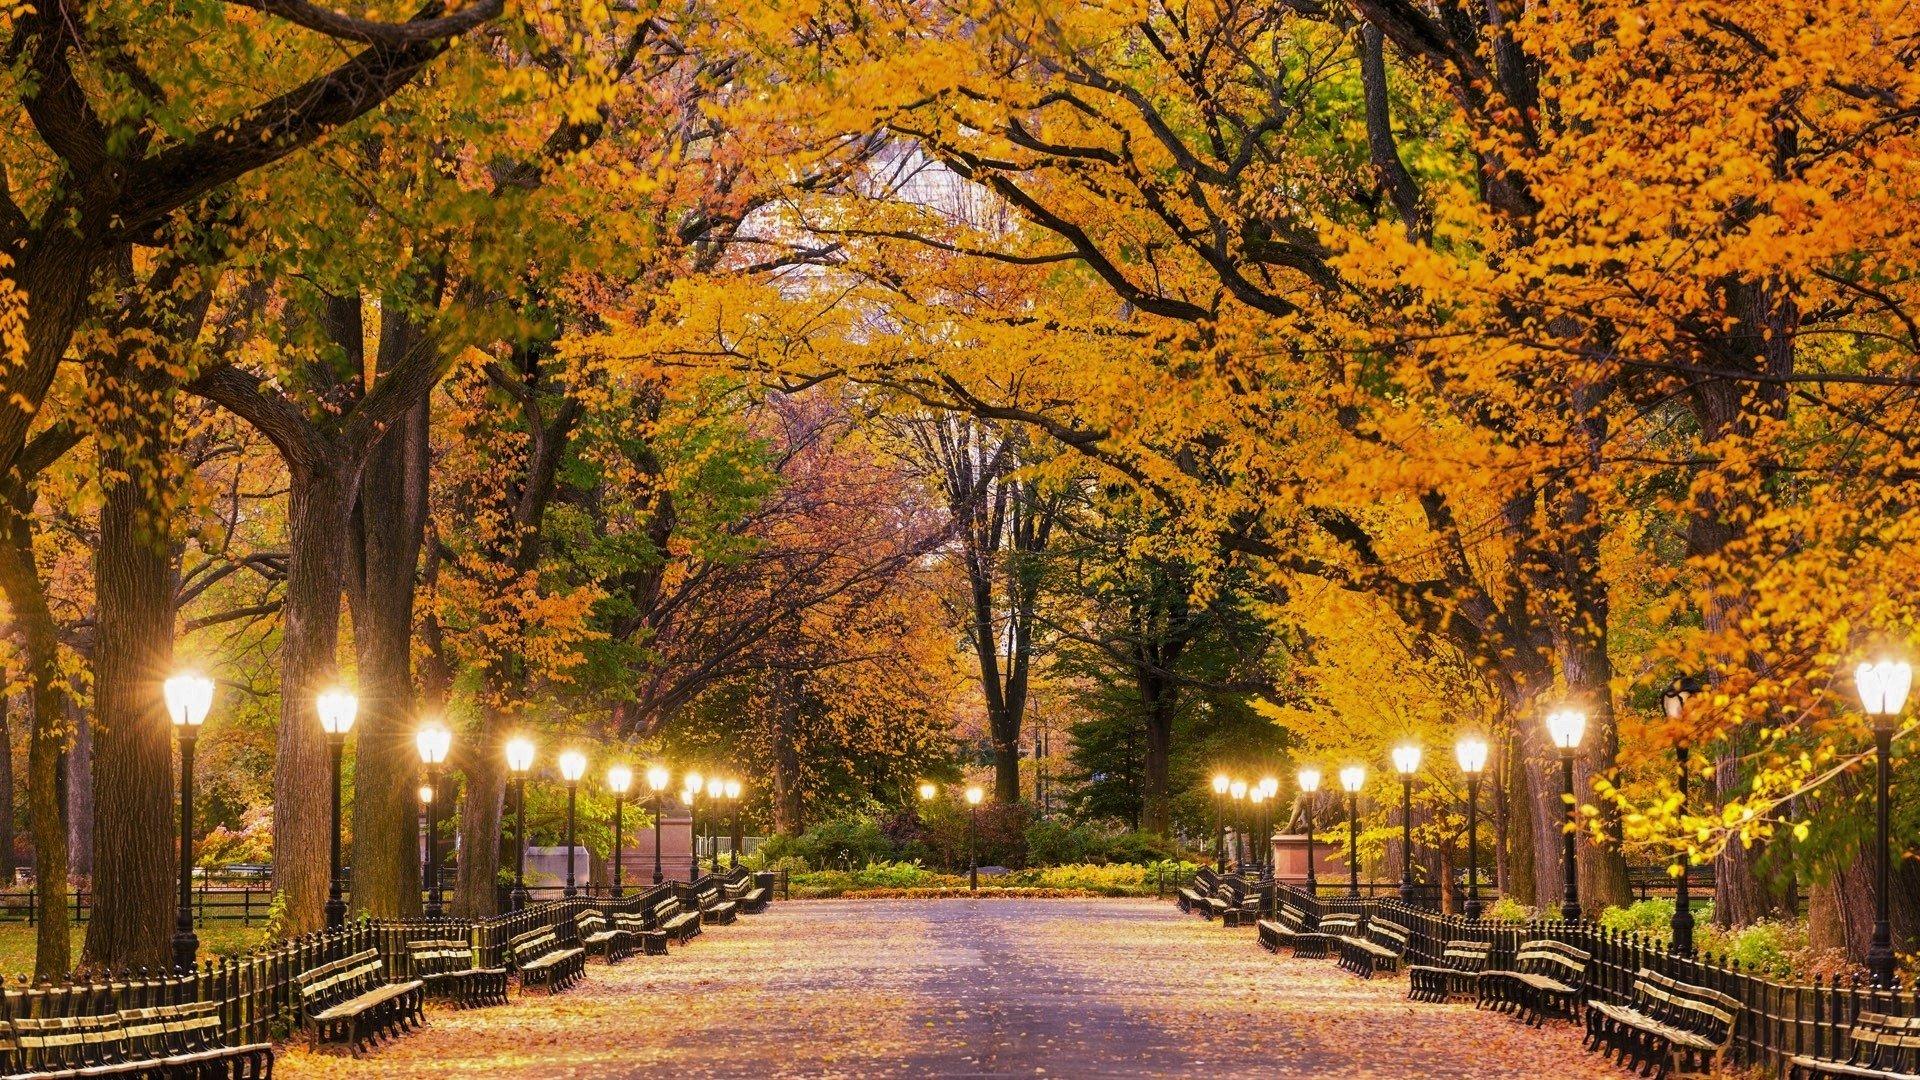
757, 815, 898, 870
1485, 897, 1534, 923
1102, 831, 1179, 865
1024, 820, 1102, 865
1599, 898, 1676, 938
1699, 919, 1804, 975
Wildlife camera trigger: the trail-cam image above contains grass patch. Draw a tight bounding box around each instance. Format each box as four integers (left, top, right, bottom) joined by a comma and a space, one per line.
0, 923, 269, 981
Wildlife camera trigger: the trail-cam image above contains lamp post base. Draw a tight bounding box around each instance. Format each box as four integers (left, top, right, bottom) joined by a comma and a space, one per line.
1399, 881, 1415, 906
1671, 906, 1695, 956
1560, 900, 1581, 924
170, 927, 199, 974
1868, 925, 1896, 988
509, 886, 530, 912
1465, 897, 1483, 921
324, 896, 347, 930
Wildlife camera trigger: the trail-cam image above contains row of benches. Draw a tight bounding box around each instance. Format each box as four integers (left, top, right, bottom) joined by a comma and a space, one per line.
1231, 886, 1728, 1078
0, 1001, 273, 1078
0, 873, 779, 1074
1175, 868, 1265, 927
1196, 872, 1917, 1079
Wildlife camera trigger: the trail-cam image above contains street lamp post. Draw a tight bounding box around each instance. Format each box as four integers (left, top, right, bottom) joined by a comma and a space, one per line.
1547, 708, 1587, 924
1210, 774, 1229, 872
608, 765, 633, 898
415, 719, 452, 917
1661, 678, 1698, 955
1259, 777, 1279, 872
966, 785, 984, 890
1457, 735, 1489, 921
684, 771, 703, 881
164, 672, 214, 972
418, 784, 434, 900
726, 779, 743, 870
1858, 658, 1913, 989
316, 686, 358, 929
647, 765, 670, 886
1244, 787, 1259, 868
505, 736, 536, 910
1340, 766, 1365, 898
559, 749, 587, 898
705, 777, 725, 874
1297, 768, 1321, 895
1391, 743, 1421, 906
1229, 780, 1247, 869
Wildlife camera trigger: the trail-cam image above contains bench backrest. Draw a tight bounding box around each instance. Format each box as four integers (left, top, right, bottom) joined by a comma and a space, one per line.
1512, 939, 1590, 985
649, 895, 685, 923
296, 949, 384, 1008
409, 938, 476, 976
614, 912, 649, 933
117, 1000, 223, 1059
1633, 969, 1738, 1043
1318, 912, 1361, 936
1367, 919, 1409, 953
12, 1013, 125, 1071
1850, 1013, 1920, 1073
577, 912, 610, 935
1278, 902, 1309, 929
509, 927, 561, 963
1438, 939, 1493, 971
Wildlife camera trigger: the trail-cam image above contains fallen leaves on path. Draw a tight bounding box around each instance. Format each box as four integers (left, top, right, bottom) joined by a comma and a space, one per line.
277, 899, 1628, 1078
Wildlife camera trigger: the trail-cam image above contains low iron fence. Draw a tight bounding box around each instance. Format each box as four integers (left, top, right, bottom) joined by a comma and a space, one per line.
0, 867, 765, 1051
1276, 882, 1911, 1077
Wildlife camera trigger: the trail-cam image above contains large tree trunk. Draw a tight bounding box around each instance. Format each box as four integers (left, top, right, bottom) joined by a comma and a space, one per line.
66, 710, 93, 882
0, 692, 14, 882
85, 329, 194, 970
0, 507, 72, 978
450, 707, 507, 919
273, 468, 355, 935
1139, 680, 1174, 837
347, 378, 431, 919
771, 673, 805, 834
1687, 284, 1795, 929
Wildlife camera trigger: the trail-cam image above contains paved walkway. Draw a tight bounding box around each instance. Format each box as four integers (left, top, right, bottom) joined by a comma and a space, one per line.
278, 898, 1621, 1078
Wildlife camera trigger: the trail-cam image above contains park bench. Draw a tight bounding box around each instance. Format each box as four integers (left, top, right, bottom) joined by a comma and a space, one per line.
1207, 879, 1259, 927
645, 892, 703, 945
1295, 911, 1361, 961
1790, 1011, 1920, 1079
614, 911, 671, 955
295, 948, 425, 1053
690, 881, 739, 925
111, 1000, 275, 1078
1584, 967, 1738, 1078
1177, 869, 1219, 915
509, 925, 587, 994
1407, 939, 1493, 1003
576, 911, 637, 963
1335, 917, 1409, 979
724, 872, 772, 914
3, 1002, 273, 1078
1256, 902, 1315, 954
1479, 939, 1591, 1025
407, 937, 509, 1008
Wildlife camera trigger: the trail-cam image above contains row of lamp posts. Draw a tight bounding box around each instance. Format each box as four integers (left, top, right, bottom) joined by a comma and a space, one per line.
163, 674, 752, 972
917, 782, 985, 888
1216, 655, 1911, 985
1207, 774, 1280, 873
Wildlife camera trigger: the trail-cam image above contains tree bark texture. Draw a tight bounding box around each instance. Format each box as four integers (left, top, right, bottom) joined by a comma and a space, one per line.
347, 311, 435, 919
0, 505, 72, 978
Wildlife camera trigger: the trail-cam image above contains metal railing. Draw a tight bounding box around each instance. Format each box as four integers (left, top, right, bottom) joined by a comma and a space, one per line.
1267, 880, 1908, 1078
